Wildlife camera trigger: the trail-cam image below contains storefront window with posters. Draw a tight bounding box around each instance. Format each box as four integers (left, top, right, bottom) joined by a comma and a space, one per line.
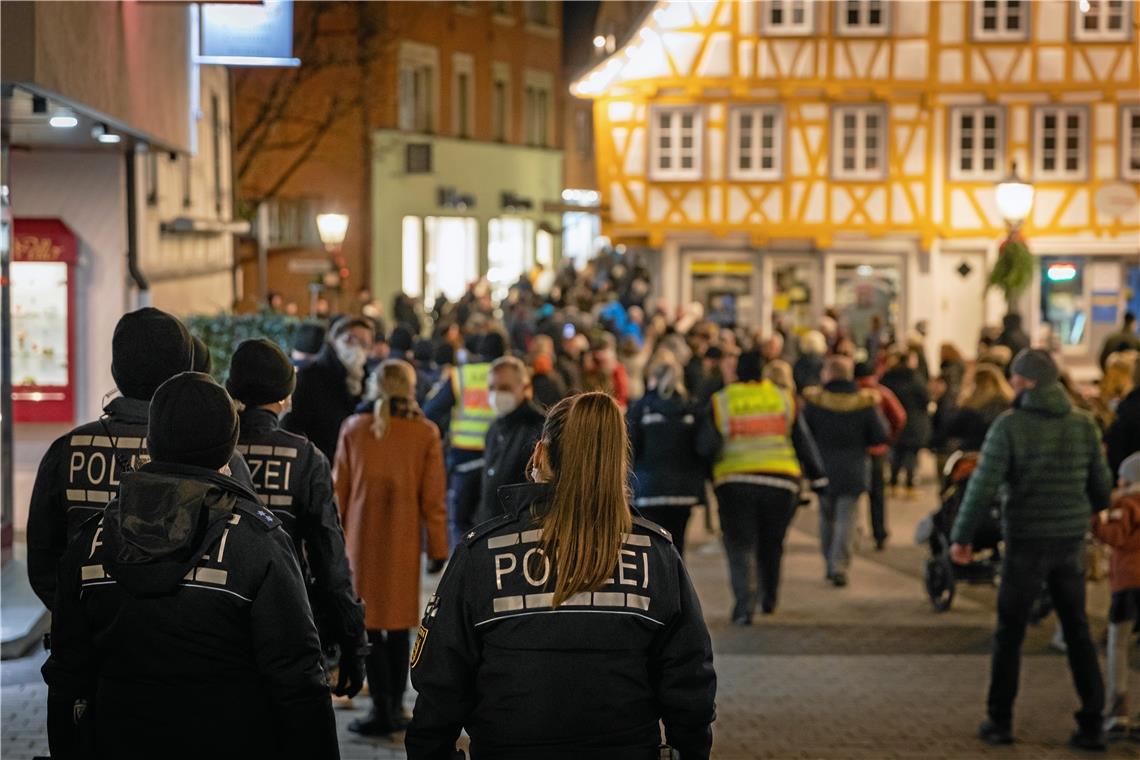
10, 218, 76, 424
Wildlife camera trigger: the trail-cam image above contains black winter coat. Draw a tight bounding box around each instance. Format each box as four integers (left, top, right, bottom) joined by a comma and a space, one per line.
532, 372, 568, 410
880, 367, 932, 449
283, 344, 361, 463
1106, 387, 1140, 474
476, 400, 546, 524
25, 396, 253, 609
42, 462, 337, 760
944, 400, 1011, 452
237, 407, 366, 652
802, 381, 890, 496
406, 483, 717, 760
793, 353, 824, 391
627, 390, 708, 508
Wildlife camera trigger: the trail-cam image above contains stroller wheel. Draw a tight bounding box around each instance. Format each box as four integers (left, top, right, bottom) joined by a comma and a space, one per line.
925, 555, 956, 612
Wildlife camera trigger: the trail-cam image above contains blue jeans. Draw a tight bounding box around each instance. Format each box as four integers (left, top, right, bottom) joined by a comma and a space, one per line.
988, 538, 1104, 732
819, 493, 858, 576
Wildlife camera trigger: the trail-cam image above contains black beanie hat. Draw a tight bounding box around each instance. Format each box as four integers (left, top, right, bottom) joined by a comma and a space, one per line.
737, 351, 763, 382
390, 325, 415, 354
293, 322, 326, 355
111, 308, 194, 401
413, 339, 434, 364
149, 372, 239, 469
479, 332, 506, 361
854, 362, 875, 379
226, 339, 297, 407
1010, 348, 1060, 386
192, 336, 212, 374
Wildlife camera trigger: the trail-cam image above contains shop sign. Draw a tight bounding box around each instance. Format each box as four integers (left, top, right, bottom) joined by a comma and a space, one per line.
1095, 183, 1139, 218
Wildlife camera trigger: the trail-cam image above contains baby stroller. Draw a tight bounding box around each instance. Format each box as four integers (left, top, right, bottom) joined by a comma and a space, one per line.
916, 451, 1053, 620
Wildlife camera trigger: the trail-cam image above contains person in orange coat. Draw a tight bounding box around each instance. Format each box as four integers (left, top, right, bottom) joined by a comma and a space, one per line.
334, 359, 448, 737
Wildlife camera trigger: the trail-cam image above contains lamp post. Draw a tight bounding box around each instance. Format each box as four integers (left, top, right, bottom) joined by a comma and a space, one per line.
990, 162, 1036, 316
313, 213, 349, 317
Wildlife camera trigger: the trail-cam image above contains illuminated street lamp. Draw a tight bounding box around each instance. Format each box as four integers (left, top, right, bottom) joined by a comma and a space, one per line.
311, 212, 349, 316
994, 161, 1034, 230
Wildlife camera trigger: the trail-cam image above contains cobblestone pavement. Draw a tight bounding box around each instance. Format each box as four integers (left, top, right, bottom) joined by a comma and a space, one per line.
4, 467, 1138, 759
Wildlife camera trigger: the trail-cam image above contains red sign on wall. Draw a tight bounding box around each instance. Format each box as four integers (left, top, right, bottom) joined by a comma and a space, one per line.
11, 218, 77, 424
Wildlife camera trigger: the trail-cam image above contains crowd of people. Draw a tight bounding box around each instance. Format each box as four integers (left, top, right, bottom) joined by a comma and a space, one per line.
23, 249, 1140, 757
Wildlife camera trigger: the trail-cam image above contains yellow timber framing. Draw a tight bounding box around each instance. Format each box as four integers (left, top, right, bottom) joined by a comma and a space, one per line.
581, 0, 1140, 250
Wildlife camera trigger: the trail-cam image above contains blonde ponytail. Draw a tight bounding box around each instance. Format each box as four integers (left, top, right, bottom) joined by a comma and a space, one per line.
370, 359, 417, 439
537, 392, 632, 607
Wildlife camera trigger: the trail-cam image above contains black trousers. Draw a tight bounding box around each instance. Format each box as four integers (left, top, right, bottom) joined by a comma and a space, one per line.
889, 446, 918, 488
716, 483, 799, 619
988, 538, 1104, 731
868, 453, 888, 542
638, 506, 693, 557
365, 628, 411, 720
447, 467, 482, 550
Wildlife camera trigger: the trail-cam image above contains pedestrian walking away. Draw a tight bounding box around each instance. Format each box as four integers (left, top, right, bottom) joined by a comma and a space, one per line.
802, 356, 889, 587
476, 356, 546, 525
335, 360, 449, 737
854, 362, 907, 551
628, 351, 710, 557
698, 350, 828, 622
950, 348, 1113, 751
25, 307, 253, 610
880, 349, 931, 497
406, 393, 717, 760
42, 372, 338, 760
226, 338, 368, 698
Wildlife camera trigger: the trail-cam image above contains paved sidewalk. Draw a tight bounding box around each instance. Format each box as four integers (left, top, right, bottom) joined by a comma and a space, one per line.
4, 470, 1136, 759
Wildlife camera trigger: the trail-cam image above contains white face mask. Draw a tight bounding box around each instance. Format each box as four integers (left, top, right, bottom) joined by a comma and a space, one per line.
333, 337, 367, 374
488, 390, 521, 418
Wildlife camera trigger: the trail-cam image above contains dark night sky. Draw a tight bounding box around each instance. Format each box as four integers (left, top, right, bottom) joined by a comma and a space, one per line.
563, 0, 601, 71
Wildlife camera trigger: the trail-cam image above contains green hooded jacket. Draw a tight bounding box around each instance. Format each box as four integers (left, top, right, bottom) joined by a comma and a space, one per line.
950, 382, 1113, 545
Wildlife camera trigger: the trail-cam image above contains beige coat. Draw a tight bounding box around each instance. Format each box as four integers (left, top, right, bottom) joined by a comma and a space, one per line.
334, 409, 447, 631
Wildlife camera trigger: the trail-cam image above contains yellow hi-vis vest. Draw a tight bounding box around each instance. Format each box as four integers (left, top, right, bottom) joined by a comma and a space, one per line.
712, 380, 801, 481
450, 362, 494, 451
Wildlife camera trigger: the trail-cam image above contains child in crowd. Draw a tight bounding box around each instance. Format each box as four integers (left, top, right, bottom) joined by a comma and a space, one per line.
1092, 451, 1140, 738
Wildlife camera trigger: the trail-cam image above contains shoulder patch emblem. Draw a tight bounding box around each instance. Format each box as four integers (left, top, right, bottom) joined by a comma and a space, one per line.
410, 624, 429, 669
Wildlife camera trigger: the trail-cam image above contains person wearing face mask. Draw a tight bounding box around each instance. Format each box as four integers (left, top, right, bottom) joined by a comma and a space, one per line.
475, 357, 546, 525
226, 339, 369, 702
284, 317, 374, 463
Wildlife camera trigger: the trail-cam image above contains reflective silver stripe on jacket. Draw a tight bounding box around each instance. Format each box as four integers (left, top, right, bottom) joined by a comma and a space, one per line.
634, 495, 700, 508
715, 474, 800, 492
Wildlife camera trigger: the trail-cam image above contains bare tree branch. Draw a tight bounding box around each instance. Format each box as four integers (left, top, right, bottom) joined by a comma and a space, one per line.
255, 95, 361, 202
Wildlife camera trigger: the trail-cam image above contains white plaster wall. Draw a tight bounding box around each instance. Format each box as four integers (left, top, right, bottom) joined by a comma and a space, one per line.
10, 150, 128, 538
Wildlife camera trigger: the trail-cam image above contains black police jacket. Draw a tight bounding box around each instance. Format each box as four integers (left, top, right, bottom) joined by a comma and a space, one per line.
25, 396, 254, 608
41, 462, 338, 760
475, 400, 545, 524
628, 390, 709, 508
405, 483, 717, 760
237, 407, 366, 652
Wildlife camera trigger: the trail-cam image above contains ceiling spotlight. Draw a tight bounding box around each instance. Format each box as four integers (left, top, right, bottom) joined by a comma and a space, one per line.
92, 123, 121, 144
593, 34, 606, 48
49, 110, 78, 129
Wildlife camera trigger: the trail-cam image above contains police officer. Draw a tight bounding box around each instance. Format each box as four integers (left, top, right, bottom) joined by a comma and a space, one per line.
226, 338, 368, 697
406, 393, 717, 760
42, 372, 338, 759
26, 307, 253, 609
697, 350, 827, 623
424, 331, 505, 548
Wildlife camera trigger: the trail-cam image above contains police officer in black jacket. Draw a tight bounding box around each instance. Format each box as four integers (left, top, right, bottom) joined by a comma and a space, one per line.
407, 393, 716, 760
475, 356, 546, 525
226, 338, 368, 696
42, 372, 338, 759
26, 308, 253, 609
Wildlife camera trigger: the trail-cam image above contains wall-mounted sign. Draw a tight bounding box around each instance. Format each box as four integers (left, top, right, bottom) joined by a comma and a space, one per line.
11, 218, 77, 424
199, 0, 300, 67
1095, 182, 1139, 219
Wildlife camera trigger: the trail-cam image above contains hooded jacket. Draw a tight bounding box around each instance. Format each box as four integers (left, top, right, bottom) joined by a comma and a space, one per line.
627, 389, 709, 508
951, 383, 1114, 545
42, 462, 337, 760
406, 483, 716, 760
26, 396, 253, 609
879, 366, 931, 449
801, 381, 889, 495
1092, 488, 1140, 593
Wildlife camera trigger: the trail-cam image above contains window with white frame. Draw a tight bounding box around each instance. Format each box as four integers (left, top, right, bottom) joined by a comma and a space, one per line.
1034, 106, 1087, 180
761, 0, 815, 36
398, 43, 439, 133
836, 0, 888, 35
452, 54, 474, 138
973, 0, 1028, 40
1074, 0, 1130, 41
950, 106, 1004, 180
650, 107, 703, 181
492, 63, 511, 142
729, 106, 783, 180
523, 70, 553, 147
1122, 106, 1140, 181
832, 106, 886, 180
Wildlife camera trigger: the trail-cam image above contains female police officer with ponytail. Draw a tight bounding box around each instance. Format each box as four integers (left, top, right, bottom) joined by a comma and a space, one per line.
405, 392, 717, 760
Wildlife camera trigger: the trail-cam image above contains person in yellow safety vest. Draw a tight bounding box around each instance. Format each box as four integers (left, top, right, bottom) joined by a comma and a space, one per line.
697, 350, 828, 625
424, 332, 506, 548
